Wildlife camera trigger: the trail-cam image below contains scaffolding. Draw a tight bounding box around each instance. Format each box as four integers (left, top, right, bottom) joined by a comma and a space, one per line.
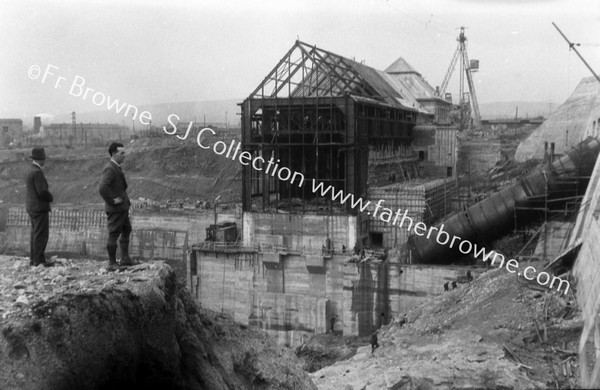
512, 144, 588, 262
241, 41, 419, 215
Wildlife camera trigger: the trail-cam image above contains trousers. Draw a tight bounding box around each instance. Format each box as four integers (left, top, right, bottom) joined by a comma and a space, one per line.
106, 211, 132, 252
29, 211, 49, 265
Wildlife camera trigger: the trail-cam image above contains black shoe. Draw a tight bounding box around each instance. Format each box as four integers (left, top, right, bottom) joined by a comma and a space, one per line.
107, 260, 119, 271
119, 257, 134, 267
33, 261, 54, 267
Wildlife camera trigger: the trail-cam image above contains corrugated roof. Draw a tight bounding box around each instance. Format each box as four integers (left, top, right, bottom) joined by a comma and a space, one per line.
385, 57, 420, 76
252, 41, 429, 113
387, 73, 437, 100
348, 61, 428, 113
385, 57, 448, 104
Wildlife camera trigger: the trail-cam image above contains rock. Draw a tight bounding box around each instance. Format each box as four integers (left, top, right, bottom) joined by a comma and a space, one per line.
0, 255, 316, 390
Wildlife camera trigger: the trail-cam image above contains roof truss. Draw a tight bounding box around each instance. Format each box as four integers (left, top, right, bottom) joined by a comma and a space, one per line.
249, 40, 381, 100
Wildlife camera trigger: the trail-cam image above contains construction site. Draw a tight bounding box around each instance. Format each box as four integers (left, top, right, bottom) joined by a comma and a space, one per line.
2, 14, 600, 390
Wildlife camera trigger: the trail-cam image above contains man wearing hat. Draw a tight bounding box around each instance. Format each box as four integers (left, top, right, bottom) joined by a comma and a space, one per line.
25, 147, 54, 267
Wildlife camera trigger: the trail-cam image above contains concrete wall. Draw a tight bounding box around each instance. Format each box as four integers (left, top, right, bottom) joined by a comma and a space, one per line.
6, 206, 108, 256
412, 125, 459, 177
569, 147, 600, 386
341, 261, 479, 336
457, 138, 502, 174
243, 212, 357, 253
533, 221, 572, 261
3, 205, 240, 261
188, 249, 334, 346
516, 77, 600, 161
367, 179, 457, 249
188, 247, 482, 344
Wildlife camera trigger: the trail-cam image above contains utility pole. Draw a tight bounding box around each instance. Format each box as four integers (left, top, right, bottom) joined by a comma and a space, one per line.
71, 112, 76, 148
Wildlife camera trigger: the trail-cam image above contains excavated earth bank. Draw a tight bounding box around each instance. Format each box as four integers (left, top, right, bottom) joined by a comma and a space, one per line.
0, 256, 315, 390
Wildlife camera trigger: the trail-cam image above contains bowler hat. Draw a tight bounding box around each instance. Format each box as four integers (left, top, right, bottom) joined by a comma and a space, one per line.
29, 147, 46, 160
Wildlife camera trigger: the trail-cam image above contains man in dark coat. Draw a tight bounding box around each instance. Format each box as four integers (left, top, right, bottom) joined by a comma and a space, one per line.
371, 330, 379, 356
25, 147, 53, 267
99, 142, 132, 270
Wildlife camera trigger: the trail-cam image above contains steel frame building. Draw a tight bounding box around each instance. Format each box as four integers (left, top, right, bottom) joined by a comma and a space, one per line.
241, 41, 429, 216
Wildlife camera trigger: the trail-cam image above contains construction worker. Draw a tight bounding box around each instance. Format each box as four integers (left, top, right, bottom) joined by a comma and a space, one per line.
371, 330, 379, 356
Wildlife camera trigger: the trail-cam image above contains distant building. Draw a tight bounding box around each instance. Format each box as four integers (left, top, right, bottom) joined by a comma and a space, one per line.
385, 58, 453, 125
42, 123, 130, 147
33, 116, 42, 134
0, 119, 23, 148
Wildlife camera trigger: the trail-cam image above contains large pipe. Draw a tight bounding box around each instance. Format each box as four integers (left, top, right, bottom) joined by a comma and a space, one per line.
409, 137, 600, 264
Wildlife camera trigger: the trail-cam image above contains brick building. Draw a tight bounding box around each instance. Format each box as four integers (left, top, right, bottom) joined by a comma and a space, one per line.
41, 123, 130, 147
0, 119, 23, 148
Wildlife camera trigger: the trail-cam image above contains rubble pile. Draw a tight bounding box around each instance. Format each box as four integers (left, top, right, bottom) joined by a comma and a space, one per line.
310, 265, 581, 389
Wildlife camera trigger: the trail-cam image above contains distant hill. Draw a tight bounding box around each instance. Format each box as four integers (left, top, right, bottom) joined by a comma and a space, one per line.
479, 101, 559, 120
49, 99, 242, 129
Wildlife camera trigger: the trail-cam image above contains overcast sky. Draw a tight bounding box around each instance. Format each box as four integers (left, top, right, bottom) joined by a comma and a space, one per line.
1, 0, 599, 120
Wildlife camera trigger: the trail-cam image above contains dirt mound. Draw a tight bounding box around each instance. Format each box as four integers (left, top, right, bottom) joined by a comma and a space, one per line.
0, 256, 315, 390
0, 136, 241, 206
310, 265, 580, 389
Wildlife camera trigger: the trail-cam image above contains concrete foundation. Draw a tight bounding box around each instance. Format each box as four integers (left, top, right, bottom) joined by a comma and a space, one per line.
533, 221, 572, 261
457, 137, 502, 174
242, 212, 357, 253
367, 179, 457, 249
188, 247, 480, 345
569, 145, 600, 387
3, 205, 240, 261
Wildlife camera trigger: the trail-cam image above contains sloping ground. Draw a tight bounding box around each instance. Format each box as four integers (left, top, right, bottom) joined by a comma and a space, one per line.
515, 77, 600, 162
0, 256, 315, 390
310, 265, 580, 389
0, 136, 241, 206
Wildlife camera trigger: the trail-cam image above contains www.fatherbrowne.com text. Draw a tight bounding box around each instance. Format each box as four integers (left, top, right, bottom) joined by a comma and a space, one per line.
162, 124, 570, 295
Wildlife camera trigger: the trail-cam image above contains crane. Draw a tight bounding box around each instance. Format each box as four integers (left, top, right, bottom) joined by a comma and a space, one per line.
437, 27, 481, 130
552, 22, 600, 84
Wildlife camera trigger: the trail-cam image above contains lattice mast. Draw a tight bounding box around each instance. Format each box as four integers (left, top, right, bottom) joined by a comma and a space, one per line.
437, 27, 481, 130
